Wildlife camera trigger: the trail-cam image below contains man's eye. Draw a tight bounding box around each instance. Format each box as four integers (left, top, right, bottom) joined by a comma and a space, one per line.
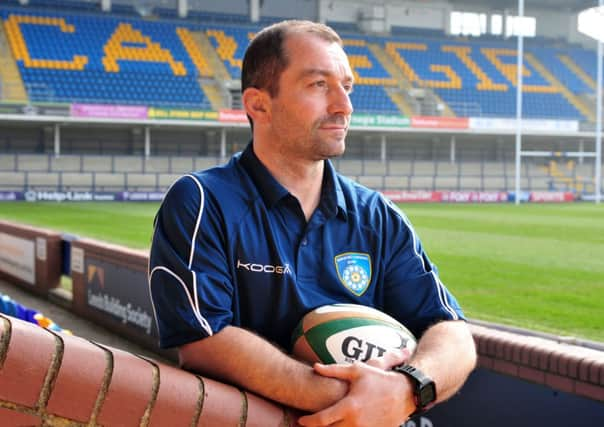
313, 81, 327, 88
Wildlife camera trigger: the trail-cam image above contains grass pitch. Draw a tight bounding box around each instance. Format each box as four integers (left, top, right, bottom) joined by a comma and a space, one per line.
401, 203, 604, 343
1, 201, 602, 342
0, 202, 156, 249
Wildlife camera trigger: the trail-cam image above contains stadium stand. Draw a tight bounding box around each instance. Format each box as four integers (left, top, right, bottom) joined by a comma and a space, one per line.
0, 151, 581, 193
0, 3, 601, 119
0, 2, 601, 195
384, 39, 587, 120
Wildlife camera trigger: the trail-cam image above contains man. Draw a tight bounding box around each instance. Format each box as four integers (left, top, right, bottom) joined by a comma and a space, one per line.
149, 20, 476, 426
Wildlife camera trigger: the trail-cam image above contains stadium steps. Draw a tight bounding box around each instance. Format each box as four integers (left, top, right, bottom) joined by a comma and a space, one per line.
367, 43, 415, 116
578, 92, 597, 115
367, 43, 411, 90
420, 89, 455, 117
374, 42, 455, 117
200, 80, 227, 110
190, 31, 230, 110
557, 54, 596, 91
384, 88, 414, 117
0, 23, 27, 102
176, 28, 213, 78
524, 53, 595, 122
192, 31, 231, 81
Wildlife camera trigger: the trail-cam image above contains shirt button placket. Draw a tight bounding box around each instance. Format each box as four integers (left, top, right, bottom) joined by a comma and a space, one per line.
297, 234, 316, 283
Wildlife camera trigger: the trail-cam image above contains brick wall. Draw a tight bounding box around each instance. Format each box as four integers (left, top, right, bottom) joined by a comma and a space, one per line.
0, 314, 297, 426
471, 323, 604, 402
1, 316, 603, 426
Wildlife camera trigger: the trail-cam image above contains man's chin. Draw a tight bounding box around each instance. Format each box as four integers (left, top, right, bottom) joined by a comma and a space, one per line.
322, 138, 346, 158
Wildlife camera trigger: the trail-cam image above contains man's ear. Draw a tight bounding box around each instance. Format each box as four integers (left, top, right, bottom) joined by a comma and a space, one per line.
242, 88, 270, 124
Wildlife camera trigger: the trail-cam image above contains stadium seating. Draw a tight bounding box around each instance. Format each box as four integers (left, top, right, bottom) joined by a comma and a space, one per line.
383, 38, 586, 119
1, 7, 211, 108
567, 48, 602, 83
0, 171, 26, 191
50, 154, 86, 172
0, 3, 600, 120
533, 48, 593, 95
81, 155, 112, 172
60, 171, 93, 190
2, 151, 588, 193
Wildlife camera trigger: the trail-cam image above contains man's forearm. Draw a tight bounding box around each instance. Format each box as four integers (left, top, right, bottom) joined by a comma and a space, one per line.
179, 326, 348, 411
408, 320, 476, 403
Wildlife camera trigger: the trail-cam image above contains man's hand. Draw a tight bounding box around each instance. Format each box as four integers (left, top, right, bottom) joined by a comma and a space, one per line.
298, 349, 414, 427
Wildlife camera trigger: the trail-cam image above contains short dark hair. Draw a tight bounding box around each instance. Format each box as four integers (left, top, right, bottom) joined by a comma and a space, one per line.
241, 20, 342, 98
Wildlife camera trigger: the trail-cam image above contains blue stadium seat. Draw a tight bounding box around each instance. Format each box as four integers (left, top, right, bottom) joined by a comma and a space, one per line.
568, 48, 602, 83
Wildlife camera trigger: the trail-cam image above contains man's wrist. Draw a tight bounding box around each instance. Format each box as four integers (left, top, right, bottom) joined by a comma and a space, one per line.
305, 365, 348, 411
392, 364, 437, 416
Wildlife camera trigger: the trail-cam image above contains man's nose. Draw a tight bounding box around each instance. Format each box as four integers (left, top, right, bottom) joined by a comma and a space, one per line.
328, 85, 353, 116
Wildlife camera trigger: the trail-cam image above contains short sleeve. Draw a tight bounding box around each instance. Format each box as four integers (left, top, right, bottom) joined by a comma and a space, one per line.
149, 174, 234, 348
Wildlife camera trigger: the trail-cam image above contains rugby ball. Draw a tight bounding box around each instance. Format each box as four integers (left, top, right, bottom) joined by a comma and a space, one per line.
291, 303, 417, 364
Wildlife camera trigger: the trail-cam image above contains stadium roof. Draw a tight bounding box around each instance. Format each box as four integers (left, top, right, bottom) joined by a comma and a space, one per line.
448, 0, 599, 13
120, 0, 599, 15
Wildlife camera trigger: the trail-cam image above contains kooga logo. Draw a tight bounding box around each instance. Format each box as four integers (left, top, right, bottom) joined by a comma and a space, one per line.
237, 259, 291, 275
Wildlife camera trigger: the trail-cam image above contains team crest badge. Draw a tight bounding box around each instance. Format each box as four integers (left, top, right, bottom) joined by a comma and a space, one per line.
334, 252, 372, 296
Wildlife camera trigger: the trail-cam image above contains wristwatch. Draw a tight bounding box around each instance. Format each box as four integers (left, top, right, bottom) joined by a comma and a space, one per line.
393, 364, 437, 415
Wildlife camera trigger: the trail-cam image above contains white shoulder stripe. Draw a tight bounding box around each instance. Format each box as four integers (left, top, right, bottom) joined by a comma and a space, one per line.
149, 265, 213, 336
183, 174, 205, 316
432, 272, 459, 320
184, 174, 205, 270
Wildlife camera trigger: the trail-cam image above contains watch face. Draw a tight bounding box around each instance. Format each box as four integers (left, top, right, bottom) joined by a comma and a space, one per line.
419, 382, 436, 406
393, 364, 436, 409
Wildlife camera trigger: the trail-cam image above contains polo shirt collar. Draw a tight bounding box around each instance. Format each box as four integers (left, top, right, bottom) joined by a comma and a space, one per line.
240, 142, 347, 220
240, 142, 288, 207
323, 157, 348, 221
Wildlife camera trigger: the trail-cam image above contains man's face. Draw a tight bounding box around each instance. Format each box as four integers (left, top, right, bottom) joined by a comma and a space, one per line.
267, 33, 354, 161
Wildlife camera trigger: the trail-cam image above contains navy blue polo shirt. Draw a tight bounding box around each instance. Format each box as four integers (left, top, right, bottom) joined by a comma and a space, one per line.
149, 143, 465, 350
